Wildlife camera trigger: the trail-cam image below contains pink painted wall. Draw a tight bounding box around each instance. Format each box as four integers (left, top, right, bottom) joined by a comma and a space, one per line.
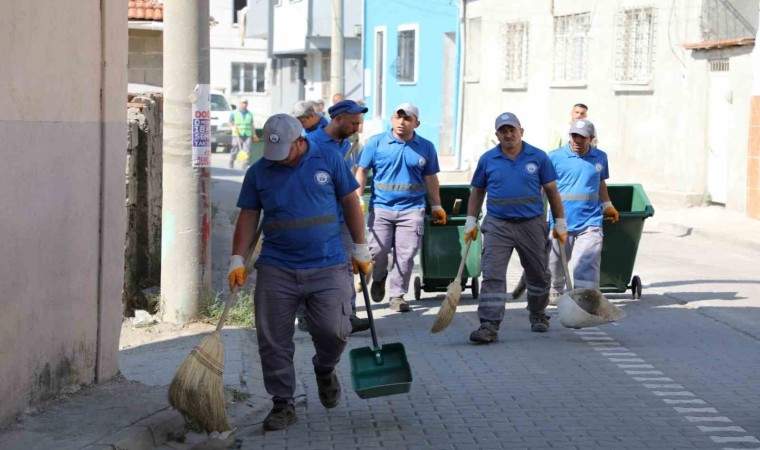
0, 0, 127, 425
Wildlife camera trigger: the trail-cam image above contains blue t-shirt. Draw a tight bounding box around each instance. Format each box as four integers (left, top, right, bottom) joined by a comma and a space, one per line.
303, 115, 330, 136
357, 131, 440, 211
548, 144, 609, 232
470, 142, 557, 219
236, 144, 359, 268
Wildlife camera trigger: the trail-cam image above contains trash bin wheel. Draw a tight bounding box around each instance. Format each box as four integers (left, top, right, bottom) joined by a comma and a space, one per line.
631, 275, 642, 299
413, 276, 421, 301
471, 277, 479, 299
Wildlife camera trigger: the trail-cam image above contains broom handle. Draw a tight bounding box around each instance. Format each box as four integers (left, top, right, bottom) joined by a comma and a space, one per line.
558, 239, 573, 291
216, 220, 264, 332
455, 240, 472, 281
358, 271, 380, 349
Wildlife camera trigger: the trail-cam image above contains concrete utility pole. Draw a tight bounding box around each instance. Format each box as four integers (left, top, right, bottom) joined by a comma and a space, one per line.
330, 0, 344, 97
161, 0, 212, 323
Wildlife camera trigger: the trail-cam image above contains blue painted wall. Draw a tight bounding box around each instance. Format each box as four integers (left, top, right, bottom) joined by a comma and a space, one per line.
363, 0, 461, 155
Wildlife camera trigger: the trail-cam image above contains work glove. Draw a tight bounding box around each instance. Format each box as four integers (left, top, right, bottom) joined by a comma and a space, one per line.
227, 255, 246, 291
601, 201, 620, 223
553, 218, 568, 245
464, 215, 478, 243
359, 196, 367, 215
233, 126, 239, 135
253, 135, 260, 143
351, 243, 372, 275
431, 205, 447, 225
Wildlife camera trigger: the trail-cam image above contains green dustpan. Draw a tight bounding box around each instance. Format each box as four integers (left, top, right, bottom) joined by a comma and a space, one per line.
349, 272, 413, 399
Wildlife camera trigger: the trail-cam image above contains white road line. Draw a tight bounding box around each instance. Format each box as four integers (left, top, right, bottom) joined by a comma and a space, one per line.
652, 391, 695, 396
602, 352, 638, 357
617, 364, 655, 369
592, 346, 628, 351
625, 370, 664, 375
644, 384, 684, 389
663, 399, 707, 405
673, 407, 718, 413
711, 436, 760, 443
633, 377, 674, 382
697, 426, 746, 432
684, 416, 732, 422
608, 358, 646, 362
581, 336, 615, 341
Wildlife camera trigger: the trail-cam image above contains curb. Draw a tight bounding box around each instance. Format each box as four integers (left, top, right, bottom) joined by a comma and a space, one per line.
658, 221, 760, 253
81, 408, 185, 450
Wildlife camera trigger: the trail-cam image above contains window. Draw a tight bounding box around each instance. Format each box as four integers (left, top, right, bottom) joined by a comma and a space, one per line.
501, 22, 529, 87
321, 52, 331, 82
614, 7, 656, 83
465, 17, 481, 79
232, 0, 246, 24
396, 25, 417, 84
553, 13, 590, 83
289, 58, 299, 83
231, 62, 266, 93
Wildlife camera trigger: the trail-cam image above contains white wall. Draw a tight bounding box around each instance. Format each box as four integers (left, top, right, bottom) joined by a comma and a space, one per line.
0, 0, 127, 425
461, 0, 753, 210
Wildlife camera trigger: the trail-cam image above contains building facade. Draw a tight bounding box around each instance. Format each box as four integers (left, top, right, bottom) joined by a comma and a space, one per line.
362, 0, 463, 164
460, 0, 757, 215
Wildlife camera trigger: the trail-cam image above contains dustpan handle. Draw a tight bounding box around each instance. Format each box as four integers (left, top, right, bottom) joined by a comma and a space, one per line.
358, 271, 380, 349
217, 220, 264, 332
557, 238, 573, 292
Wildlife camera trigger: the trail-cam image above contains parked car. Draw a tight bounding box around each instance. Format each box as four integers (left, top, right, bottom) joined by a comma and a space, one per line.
210, 90, 233, 152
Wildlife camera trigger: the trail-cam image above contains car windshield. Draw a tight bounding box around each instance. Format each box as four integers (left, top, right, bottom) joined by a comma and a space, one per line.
210, 94, 231, 112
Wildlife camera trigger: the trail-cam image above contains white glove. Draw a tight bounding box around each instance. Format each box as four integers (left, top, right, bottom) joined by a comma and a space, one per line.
227, 255, 246, 291
464, 215, 478, 243
553, 218, 567, 244
351, 243, 372, 275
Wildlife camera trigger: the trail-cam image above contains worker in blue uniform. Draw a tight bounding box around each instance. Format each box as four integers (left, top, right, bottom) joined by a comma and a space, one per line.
547, 119, 619, 299
465, 112, 567, 344
354, 103, 446, 313
227, 113, 371, 431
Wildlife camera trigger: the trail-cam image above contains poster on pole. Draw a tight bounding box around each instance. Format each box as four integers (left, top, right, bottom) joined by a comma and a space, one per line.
191, 84, 211, 168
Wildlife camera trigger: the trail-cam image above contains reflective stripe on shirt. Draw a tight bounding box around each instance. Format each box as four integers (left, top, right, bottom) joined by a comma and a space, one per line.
375, 182, 426, 192
263, 213, 337, 233
560, 193, 599, 201
489, 196, 540, 205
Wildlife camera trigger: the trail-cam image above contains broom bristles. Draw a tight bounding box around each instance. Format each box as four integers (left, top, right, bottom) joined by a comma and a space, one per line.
431, 278, 463, 333
168, 331, 230, 433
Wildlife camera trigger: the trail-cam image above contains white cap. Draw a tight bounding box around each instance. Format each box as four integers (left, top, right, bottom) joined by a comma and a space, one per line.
394, 102, 420, 119
262, 114, 303, 161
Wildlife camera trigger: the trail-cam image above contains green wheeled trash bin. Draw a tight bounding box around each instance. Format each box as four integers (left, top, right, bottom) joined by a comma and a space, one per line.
599, 184, 655, 299
413, 185, 481, 300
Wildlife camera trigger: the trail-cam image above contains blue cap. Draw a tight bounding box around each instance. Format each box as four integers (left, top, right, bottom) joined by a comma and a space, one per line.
328, 100, 368, 118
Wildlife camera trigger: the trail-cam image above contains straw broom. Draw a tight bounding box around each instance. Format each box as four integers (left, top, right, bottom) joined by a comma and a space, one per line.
168, 222, 263, 433
431, 240, 472, 333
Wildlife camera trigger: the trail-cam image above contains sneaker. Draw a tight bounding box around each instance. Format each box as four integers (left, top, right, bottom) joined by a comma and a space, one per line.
530, 312, 550, 332
315, 369, 341, 408
349, 315, 370, 334
389, 297, 410, 313
548, 292, 562, 306
370, 275, 386, 302
469, 322, 499, 343
297, 317, 309, 332
263, 402, 296, 431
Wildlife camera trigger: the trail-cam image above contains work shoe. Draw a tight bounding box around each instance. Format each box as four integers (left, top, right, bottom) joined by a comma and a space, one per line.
469, 322, 499, 344
548, 292, 562, 306
530, 312, 551, 332
263, 402, 296, 431
349, 315, 370, 334
370, 276, 386, 302
315, 369, 341, 408
389, 297, 410, 313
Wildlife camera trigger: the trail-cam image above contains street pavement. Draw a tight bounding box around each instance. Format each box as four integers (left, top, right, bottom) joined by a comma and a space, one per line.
1, 152, 759, 449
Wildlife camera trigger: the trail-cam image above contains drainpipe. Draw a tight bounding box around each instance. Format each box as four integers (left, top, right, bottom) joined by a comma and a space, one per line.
454, 0, 467, 170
